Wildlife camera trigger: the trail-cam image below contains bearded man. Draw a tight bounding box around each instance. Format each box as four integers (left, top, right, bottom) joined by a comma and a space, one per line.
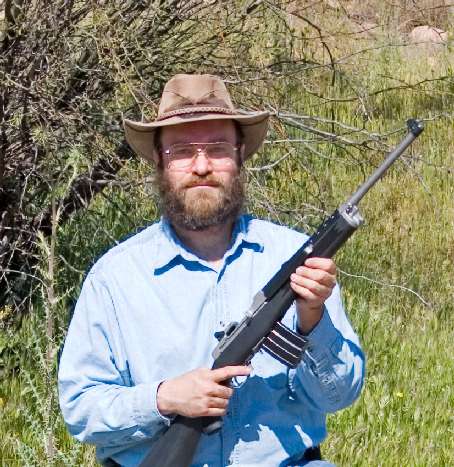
58, 74, 365, 467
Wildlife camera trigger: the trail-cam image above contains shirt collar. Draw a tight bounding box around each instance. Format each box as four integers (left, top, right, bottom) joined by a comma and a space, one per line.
153, 215, 264, 275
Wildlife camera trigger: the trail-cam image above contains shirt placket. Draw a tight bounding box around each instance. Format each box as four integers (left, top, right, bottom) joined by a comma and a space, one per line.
215, 267, 244, 466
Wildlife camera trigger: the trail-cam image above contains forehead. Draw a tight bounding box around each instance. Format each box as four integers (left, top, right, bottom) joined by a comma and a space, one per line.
160, 119, 236, 146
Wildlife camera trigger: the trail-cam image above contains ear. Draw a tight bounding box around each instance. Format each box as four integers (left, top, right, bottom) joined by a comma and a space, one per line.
152, 148, 161, 165
153, 148, 166, 170
239, 143, 246, 164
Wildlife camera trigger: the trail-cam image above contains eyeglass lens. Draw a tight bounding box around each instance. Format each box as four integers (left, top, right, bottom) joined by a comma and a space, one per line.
168, 142, 237, 169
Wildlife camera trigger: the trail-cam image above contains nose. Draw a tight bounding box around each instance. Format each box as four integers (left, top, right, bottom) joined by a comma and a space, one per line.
191, 150, 212, 175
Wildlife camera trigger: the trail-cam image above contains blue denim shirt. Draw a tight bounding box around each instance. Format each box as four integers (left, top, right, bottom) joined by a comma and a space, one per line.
58, 215, 365, 466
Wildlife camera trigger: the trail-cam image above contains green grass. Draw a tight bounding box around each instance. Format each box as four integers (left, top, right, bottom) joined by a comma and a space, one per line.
327, 299, 454, 466
1, 8, 453, 466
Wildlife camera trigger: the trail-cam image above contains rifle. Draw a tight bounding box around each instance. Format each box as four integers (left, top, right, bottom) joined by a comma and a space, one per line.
139, 119, 424, 467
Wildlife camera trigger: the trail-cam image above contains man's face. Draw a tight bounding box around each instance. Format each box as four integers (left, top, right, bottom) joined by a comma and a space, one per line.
157, 119, 245, 231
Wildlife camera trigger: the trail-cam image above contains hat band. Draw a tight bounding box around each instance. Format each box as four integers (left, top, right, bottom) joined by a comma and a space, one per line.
157, 106, 237, 121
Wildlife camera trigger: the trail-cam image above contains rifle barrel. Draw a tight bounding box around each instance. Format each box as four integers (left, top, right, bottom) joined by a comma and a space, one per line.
346, 119, 424, 207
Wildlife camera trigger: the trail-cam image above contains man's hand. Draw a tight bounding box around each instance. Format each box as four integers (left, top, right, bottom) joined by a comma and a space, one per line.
290, 257, 337, 334
157, 366, 251, 418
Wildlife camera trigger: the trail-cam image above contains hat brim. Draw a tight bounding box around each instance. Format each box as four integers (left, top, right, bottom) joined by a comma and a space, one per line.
123, 111, 269, 163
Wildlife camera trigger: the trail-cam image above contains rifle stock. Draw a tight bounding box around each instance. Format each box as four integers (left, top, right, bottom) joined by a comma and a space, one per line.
139, 417, 204, 467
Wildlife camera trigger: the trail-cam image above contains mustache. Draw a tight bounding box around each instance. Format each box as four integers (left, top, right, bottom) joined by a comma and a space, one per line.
183, 176, 222, 189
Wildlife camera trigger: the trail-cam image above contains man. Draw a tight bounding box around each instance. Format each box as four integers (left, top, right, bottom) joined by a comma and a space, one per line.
58, 74, 365, 467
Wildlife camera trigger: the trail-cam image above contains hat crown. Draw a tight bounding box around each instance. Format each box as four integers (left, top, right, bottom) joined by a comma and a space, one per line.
158, 74, 235, 119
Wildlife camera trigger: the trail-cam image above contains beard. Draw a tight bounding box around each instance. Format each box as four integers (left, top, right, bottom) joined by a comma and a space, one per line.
156, 169, 245, 231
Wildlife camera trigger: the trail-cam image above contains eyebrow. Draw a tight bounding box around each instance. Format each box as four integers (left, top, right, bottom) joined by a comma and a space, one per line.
165, 137, 234, 146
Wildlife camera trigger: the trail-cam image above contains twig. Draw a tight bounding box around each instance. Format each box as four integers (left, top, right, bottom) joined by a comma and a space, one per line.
247, 151, 293, 171
338, 268, 432, 308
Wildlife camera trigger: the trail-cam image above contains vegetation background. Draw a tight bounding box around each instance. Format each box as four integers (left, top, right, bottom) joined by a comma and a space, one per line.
0, 0, 453, 466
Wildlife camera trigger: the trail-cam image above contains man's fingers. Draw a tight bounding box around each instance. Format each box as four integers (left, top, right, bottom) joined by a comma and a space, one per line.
207, 396, 229, 409
304, 257, 336, 274
291, 274, 332, 298
295, 266, 336, 288
208, 383, 234, 399
290, 281, 319, 302
205, 407, 227, 417
188, 406, 227, 418
211, 365, 251, 383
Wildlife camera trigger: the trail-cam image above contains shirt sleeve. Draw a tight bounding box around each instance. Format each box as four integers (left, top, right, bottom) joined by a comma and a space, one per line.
288, 283, 366, 413
58, 272, 171, 449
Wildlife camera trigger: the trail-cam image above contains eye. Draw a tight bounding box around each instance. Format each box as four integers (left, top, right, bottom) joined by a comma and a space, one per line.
172, 146, 193, 159
207, 143, 232, 158
209, 145, 225, 156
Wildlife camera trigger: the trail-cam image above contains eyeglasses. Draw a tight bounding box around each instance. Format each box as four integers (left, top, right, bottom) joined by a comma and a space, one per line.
162, 142, 240, 171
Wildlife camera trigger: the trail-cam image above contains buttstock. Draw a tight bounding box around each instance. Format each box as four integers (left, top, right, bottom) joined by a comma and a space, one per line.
138, 416, 204, 467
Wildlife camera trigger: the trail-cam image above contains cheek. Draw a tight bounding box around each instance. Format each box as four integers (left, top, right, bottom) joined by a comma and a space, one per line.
165, 171, 187, 190
218, 167, 239, 185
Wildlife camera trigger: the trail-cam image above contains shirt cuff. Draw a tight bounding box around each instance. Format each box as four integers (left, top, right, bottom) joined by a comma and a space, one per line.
289, 307, 343, 406
303, 305, 339, 349
132, 381, 174, 433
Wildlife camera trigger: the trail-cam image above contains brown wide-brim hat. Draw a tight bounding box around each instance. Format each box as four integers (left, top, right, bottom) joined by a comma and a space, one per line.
123, 74, 269, 163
